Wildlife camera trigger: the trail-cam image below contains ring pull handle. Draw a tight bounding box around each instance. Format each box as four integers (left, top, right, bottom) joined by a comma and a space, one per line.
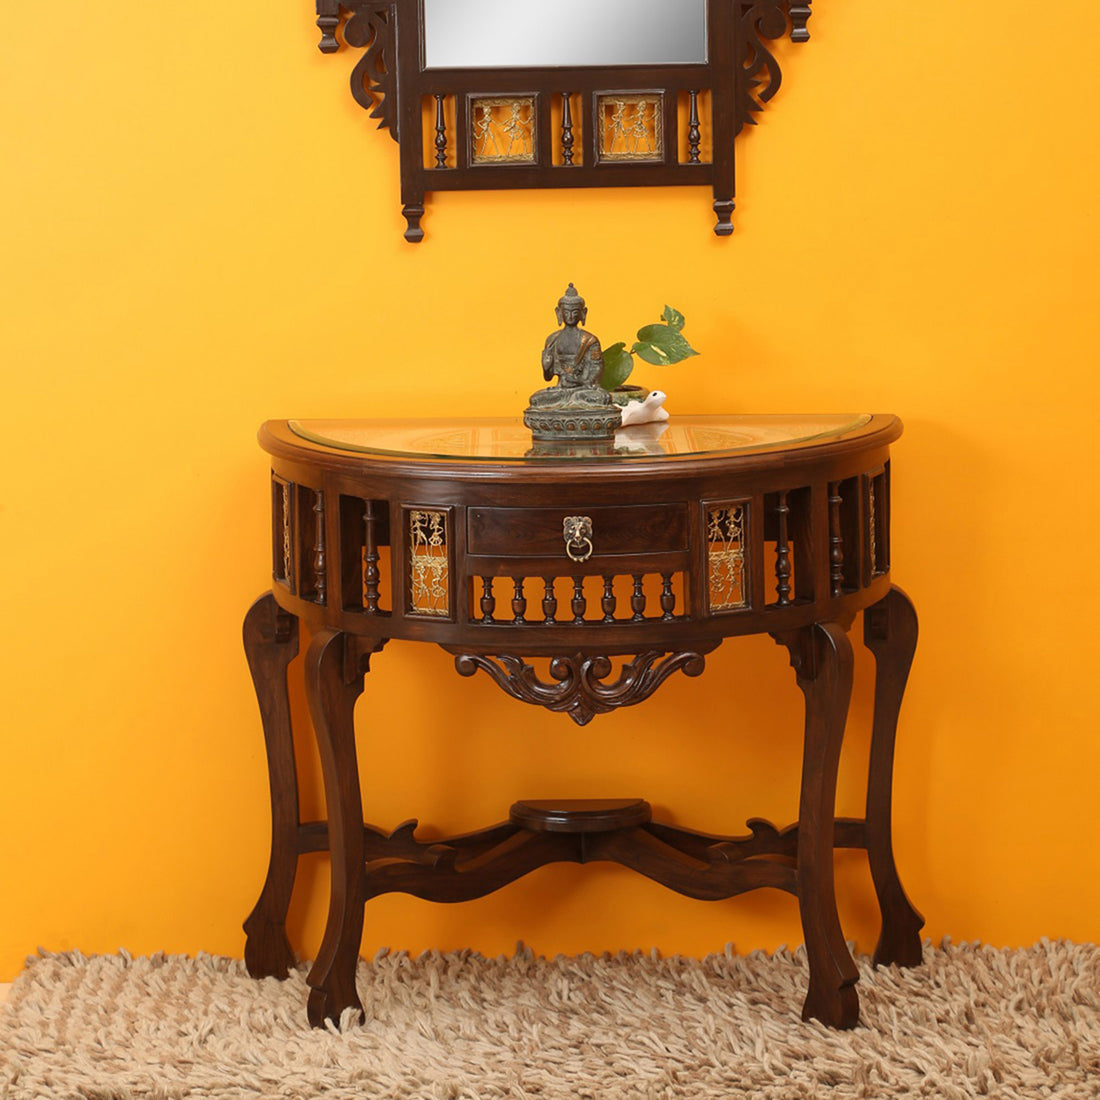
563, 516, 594, 562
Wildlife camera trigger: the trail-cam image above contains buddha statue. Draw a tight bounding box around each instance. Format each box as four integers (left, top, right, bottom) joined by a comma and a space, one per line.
524, 285, 621, 442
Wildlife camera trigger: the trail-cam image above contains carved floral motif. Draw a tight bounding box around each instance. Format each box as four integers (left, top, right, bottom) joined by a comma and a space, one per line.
454, 650, 707, 726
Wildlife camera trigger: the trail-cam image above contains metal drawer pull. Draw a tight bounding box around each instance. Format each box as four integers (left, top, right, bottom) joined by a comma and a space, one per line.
563, 516, 594, 562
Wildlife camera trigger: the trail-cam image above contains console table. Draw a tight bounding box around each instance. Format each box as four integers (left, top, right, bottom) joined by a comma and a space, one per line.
242, 414, 924, 1029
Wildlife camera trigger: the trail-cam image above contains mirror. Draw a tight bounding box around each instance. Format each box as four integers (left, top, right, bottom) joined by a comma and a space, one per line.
313, 0, 812, 242
422, 0, 708, 69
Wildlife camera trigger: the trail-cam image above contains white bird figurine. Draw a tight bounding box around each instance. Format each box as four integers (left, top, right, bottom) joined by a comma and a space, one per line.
619, 390, 670, 427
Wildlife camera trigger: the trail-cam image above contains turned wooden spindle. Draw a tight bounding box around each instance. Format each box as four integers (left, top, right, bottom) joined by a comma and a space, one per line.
312, 490, 326, 605
660, 573, 676, 619
828, 482, 844, 597
362, 500, 381, 613
480, 577, 495, 623
631, 574, 646, 621
572, 577, 586, 623
775, 491, 792, 606
561, 93, 575, 165
601, 575, 616, 622
512, 577, 527, 624
688, 91, 702, 163
434, 94, 448, 168
542, 577, 557, 623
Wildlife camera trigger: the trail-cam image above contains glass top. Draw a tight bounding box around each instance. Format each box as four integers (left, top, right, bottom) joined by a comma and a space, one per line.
288, 415, 873, 462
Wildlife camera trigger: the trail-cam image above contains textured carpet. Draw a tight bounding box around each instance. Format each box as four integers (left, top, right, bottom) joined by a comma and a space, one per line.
1, 941, 1098, 1099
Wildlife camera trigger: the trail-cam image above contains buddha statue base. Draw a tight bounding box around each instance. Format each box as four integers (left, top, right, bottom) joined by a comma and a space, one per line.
523, 404, 621, 442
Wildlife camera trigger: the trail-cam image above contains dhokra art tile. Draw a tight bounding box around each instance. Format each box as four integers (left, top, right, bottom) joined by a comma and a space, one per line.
470, 96, 537, 164
409, 509, 449, 616
598, 93, 664, 162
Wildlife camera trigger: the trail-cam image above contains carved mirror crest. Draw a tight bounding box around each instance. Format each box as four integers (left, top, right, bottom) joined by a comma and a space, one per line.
313, 0, 812, 242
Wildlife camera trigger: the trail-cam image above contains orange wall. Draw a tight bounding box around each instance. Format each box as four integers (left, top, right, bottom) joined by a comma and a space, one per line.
2, 3, 1099, 980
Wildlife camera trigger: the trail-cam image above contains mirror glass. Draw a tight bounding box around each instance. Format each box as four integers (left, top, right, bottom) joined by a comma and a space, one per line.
423, 0, 708, 69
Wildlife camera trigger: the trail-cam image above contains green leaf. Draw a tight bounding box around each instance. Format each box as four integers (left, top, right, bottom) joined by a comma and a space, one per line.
599, 341, 634, 391
632, 323, 699, 366
661, 305, 685, 331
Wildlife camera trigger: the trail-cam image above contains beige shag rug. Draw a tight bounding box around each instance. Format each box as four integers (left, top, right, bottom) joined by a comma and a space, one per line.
1, 941, 1097, 1099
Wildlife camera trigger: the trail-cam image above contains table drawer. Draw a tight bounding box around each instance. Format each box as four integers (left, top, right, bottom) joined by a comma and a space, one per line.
467, 503, 688, 558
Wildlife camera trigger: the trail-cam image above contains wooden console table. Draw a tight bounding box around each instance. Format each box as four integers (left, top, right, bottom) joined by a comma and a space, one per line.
242, 415, 924, 1029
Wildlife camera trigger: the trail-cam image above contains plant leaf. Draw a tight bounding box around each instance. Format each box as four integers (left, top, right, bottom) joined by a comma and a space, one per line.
599, 341, 634, 391
633, 324, 699, 366
661, 305, 685, 331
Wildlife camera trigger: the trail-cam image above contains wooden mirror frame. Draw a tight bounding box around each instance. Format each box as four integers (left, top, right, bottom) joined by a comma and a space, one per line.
313, 0, 812, 242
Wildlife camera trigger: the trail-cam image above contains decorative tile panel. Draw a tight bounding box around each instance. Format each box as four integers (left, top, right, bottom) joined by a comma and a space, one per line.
706, 503, 749, 611
271, 474, 295, 592
408, 508, 450, 617
597, 93, 663, 162
469, 96, 537, 164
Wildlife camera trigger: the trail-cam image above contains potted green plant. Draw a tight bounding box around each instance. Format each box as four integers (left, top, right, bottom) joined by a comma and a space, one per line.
599, 305, 699, 403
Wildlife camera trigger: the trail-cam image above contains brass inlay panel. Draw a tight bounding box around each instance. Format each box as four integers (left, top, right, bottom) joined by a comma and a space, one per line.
597, 93, 663, 162
868, 478, 877, 576
281, 481, 292, 583
409, 509, 449, 617
707, 504, 748, 611
470, 96, 536, 164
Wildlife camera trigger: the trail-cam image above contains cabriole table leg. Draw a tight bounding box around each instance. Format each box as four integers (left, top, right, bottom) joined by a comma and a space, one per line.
780, 621, 861, 1029
862, 585, 925, 967
242, 593, 300, 980
305, 629, 382, 1027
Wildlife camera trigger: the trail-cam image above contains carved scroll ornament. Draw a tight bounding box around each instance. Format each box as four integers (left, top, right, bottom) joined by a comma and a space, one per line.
454, 650, 708, 726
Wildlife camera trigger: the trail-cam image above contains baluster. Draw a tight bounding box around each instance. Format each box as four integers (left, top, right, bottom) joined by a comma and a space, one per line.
571, 577, 586, 623
688, 90, 702, 163
631, 574, 646, 621
434, 94, 448, 168
660, 573, 676, 619
512, 578, 527, 624
542, 577, 557, 623
561, 92, 575, 165
601, 575, 616, 622
480, 576, 495, 623
312, 489, 326, 605
775, 491, 792, 606
363, 500, 381, 612
828, 482, 844, 597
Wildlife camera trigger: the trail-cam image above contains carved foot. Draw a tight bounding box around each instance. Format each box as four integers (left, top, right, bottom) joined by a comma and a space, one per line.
307, 984, 364, 1029
243, 918, 296, 981
402, 203, 425, 243
713, 199, 735, 236
802, 974, 859, 1029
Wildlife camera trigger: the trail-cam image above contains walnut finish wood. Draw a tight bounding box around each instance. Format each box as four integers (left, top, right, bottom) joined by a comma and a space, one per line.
304, 629, 386, 1028
245, 414, 922, 1031
775, 621, 860, 1028
862, 585, 925, 967
312, 0, 811, 240
510, 798, 652, 834
242, 593, 300, 980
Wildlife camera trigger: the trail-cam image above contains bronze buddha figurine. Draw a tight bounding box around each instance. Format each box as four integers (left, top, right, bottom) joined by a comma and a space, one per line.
524, 285, 620, 441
